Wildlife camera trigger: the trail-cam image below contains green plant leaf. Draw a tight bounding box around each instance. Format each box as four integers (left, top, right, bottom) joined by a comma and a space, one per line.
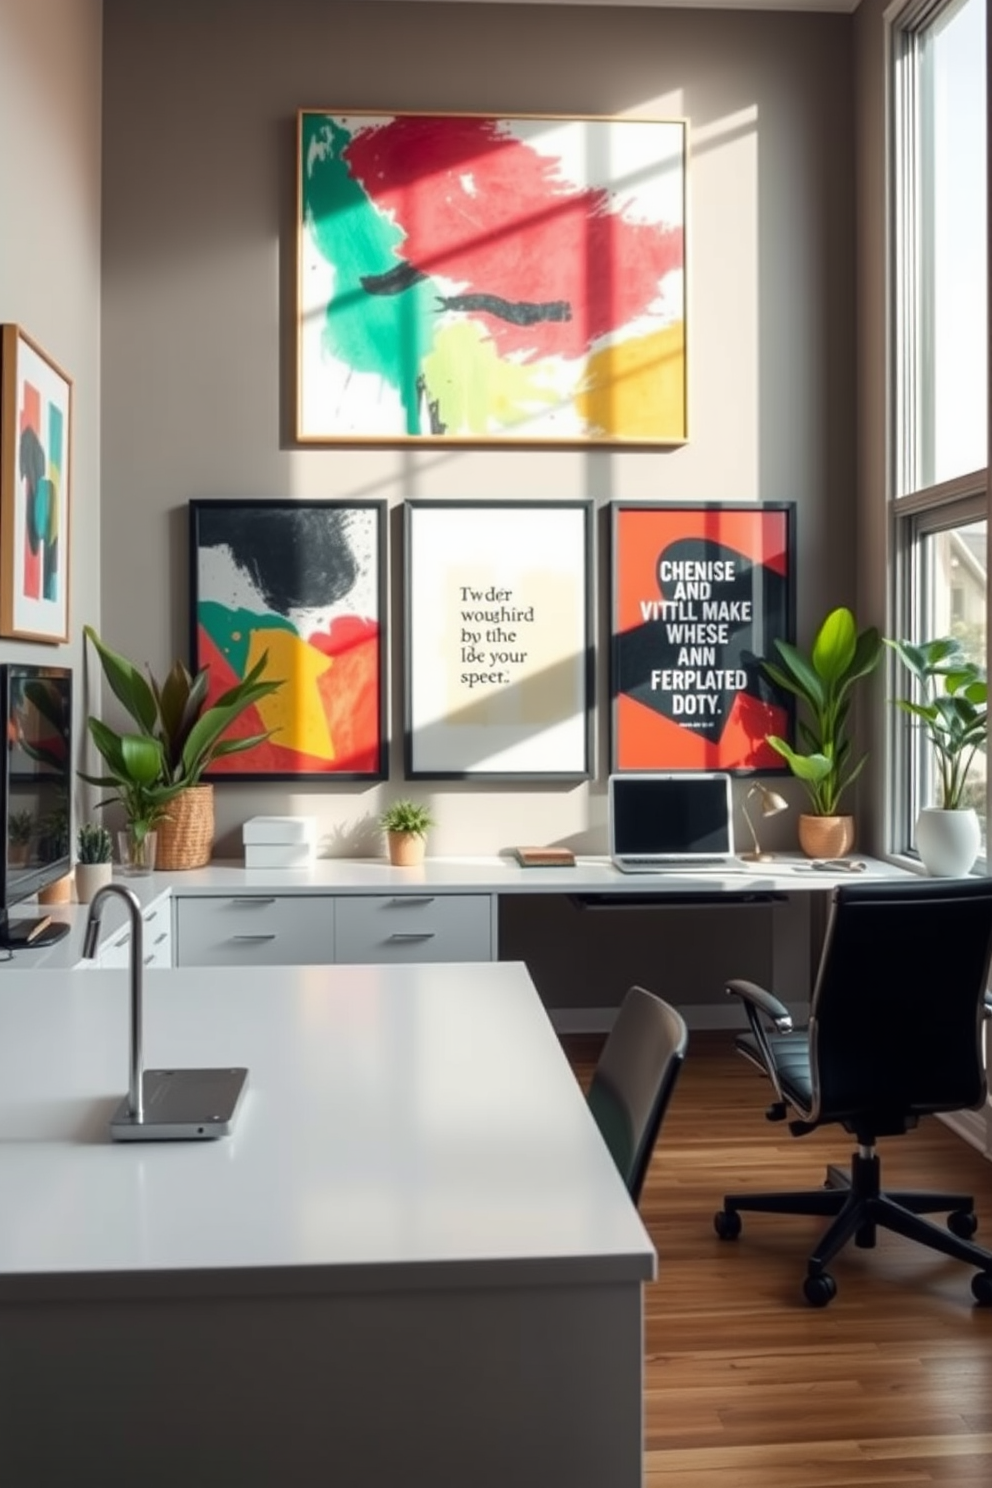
764, 644, 825, 710
84, 625, 158, 733
811, 607, 856, 684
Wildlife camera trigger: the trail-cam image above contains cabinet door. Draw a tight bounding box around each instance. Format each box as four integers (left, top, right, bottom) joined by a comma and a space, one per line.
334, 894, 494, 963
175, 895, 333, 966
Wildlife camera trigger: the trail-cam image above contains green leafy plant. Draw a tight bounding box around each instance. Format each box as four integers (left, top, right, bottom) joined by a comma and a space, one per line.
761, 607, 883, 816
77, 822, 113, 864
7, 808, 34, 846
885, 635, 988, 810
379, 799, 436, 838
80, 625, 283, 844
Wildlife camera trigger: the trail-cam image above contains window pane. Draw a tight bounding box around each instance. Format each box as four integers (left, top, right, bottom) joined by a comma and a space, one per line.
920, 0, 987, 485
917, 520, 986, 849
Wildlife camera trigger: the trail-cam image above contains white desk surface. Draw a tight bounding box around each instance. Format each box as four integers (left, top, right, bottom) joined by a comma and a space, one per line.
0, 959, 655, 1302
81, 851, 916, 898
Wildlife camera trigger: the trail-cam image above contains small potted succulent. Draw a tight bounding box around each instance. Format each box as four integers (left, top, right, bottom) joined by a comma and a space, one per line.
380, 799, 436, 867
75, 822, 114, 904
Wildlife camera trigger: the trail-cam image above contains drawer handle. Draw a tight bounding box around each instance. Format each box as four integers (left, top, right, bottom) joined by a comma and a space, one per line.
232, 933, 277, 943
387, 932, 436, 942
154, 932, 168, 946
390, 896, 435, 907
144, 909, 159, 925
231, 897, 276, 907
143, 953, 155, 966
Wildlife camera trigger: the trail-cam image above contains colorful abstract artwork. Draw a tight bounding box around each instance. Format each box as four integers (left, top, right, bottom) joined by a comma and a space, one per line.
611, 504, 795, 773
404, 501, 594, 778
189, 500, 387, 780
0, 326, 73, 643
298, 111, 686, 445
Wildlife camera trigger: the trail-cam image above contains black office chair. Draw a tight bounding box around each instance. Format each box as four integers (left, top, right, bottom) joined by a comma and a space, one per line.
714, 878, 992, 1307
587, 985, 689, 1204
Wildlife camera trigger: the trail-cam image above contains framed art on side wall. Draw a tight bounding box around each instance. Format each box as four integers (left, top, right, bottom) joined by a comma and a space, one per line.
298, 109, 687, 446
611, 503, 795, 772
189, 499, 387, 781
404, 500, 594, 779
0, 325, 72, 643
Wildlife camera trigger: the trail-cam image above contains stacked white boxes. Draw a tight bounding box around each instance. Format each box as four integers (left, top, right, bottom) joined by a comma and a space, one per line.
242, 816, 317, 869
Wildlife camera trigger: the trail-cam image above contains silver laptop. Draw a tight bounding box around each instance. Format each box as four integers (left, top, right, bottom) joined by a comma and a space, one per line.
609, 772, 737, 873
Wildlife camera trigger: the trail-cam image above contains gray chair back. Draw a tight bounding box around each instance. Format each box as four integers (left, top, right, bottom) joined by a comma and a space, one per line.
587, 985, 688, 1204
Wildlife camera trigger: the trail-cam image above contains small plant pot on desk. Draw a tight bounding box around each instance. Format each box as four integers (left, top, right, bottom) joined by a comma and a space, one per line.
798, 814, 855, 859
387, 831, 427, 868
38, 872, 74, 907
75, 862, 114, 904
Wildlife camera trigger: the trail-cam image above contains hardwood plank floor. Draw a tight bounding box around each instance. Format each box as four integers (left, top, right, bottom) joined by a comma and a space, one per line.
564, 1031, 992, 1487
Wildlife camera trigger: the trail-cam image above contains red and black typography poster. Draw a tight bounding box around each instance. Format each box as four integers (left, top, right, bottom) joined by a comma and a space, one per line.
611, 504, 795, 772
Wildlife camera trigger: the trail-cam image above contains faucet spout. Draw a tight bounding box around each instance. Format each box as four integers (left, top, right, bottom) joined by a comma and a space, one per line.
83, 883, 145, 1122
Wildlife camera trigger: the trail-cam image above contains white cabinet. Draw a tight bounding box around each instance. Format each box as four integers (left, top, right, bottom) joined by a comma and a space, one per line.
175, 895, 333, 967
335, 894, 494, 963
97, 894, 173, 969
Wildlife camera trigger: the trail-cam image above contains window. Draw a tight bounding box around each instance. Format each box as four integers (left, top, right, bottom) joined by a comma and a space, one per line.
890, 0, 988, 858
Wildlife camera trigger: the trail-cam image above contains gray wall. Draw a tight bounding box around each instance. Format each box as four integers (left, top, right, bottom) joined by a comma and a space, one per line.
101, 0, 857, 865
0, 0, 103, 823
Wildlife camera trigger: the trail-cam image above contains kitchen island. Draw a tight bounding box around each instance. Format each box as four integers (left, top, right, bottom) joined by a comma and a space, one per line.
0, 959, 654, 1488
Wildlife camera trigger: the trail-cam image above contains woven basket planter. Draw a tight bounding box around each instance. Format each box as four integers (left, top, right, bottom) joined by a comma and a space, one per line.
156, 784, 215, 870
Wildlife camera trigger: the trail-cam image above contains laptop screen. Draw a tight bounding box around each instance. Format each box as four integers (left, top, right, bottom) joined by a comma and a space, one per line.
609, 773, 734, 859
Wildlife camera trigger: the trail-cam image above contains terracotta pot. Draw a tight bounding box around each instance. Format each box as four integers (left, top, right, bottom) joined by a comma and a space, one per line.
797, 814, 855, 859
387, 830, 426, 867
156, 785, 215, 870
38, 871, 75, 906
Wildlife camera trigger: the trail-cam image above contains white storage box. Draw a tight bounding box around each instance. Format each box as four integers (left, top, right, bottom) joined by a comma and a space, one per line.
244, 842, 315, 869
242, 815, 317, 847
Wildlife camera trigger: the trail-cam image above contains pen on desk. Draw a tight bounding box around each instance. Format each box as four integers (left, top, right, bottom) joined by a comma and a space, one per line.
26, 915, 52, 943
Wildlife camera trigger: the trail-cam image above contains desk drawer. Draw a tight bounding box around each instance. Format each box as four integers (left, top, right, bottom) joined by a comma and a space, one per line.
98, 897, 173, 969
335, 894, 493, 963
175, 895, 332, 966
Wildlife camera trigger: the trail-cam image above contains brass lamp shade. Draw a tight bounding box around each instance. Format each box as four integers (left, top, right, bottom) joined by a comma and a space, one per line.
741, 782, 789, 862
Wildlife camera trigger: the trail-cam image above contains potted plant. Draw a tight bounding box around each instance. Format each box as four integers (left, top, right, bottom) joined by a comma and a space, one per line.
75, 822, 114, 903
886, 635, 987, 876
761, 607, 883, 858
380, 799, 435, 867
7, 808, 33, 866
81, 625, 282, 870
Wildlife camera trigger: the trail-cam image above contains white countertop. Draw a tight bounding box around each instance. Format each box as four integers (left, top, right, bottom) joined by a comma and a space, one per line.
0, 959, 655, 1302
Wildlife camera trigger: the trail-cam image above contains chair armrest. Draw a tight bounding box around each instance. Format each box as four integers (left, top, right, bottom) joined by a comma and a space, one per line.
985, 991, 992, 1019
726, 978, 794, 1034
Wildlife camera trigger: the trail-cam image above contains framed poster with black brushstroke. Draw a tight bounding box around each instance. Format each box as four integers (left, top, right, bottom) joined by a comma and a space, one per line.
298, 110, 687, 446
404, 500, 594, 779
188, 499, 387, 781
610, 503, 795, 773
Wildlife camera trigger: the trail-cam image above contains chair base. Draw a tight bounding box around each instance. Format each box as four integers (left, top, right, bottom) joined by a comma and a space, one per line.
717, 1149, 992, 1305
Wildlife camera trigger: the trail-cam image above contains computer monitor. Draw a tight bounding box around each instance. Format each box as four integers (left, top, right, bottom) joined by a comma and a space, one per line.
1, 663, 73, 949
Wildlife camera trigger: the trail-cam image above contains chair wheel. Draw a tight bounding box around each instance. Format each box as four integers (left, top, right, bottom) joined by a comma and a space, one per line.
803, 1272, 837, 1307
948, 1209, 978, 1240
972, 1271, 992, 1306
714, 1209, 742, 1241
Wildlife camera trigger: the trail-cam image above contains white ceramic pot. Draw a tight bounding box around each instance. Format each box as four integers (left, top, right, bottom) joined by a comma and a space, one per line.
915, 806, 981, 877
75, 861, 114, 904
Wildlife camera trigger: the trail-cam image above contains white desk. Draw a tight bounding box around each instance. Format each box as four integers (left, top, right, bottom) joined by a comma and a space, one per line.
0, 959, 654, 1488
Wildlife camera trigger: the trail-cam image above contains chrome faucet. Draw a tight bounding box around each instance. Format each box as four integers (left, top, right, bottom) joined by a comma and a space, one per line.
83, 882, 145, 1122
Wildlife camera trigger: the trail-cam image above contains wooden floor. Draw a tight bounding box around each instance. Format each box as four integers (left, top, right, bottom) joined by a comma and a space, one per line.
564, 1031, 992, 1488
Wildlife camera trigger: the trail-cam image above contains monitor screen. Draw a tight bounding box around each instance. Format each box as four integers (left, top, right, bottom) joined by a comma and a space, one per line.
2, 664, 72, 943
610, 773, 733, 857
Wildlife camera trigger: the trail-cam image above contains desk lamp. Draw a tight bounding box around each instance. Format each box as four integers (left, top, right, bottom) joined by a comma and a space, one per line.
741, 782, 788, 862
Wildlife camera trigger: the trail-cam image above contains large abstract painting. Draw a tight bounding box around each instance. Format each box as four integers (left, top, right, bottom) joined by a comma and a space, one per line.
611, 504, 795, 773
0, 326, 72, 643
404, 500, 593, 778
189, 500, 387, 780
298, 110, 687, 446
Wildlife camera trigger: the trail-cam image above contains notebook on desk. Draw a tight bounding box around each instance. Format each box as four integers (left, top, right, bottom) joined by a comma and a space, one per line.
608, 772, 738, 874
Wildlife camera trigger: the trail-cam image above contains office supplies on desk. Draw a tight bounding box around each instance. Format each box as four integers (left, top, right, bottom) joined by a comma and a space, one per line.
609, 772, 736, 873
512, 846, 576, 868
